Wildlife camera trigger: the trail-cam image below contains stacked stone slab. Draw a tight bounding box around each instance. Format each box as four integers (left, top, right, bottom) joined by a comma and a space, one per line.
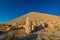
32, 25, 35, 31
24, 16, 32, 34
32, 22, 37, 31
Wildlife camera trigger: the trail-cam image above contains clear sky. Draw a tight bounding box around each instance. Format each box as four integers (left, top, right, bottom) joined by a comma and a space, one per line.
0, 0, 60, 23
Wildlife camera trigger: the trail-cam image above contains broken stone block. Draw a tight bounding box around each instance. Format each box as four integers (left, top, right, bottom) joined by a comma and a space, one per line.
47, 22, 55, 28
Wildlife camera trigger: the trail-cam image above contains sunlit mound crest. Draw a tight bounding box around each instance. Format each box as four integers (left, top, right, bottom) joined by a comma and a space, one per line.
6, 12, 60, 25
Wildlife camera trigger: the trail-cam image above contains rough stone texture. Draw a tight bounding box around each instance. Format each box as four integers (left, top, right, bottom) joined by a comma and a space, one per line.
24, 17, 32, 34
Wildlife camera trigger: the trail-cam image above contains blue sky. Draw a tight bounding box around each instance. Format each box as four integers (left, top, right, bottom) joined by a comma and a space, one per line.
0, 0, 60, 23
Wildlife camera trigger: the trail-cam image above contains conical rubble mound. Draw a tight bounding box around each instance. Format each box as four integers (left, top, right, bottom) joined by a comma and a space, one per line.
6, 12, 60, 25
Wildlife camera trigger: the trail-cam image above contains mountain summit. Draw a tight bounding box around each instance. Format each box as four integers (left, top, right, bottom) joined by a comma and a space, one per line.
6, 12, 60, 25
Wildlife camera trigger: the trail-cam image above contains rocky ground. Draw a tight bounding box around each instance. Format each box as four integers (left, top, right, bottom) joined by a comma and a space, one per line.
0, 12, 60, 40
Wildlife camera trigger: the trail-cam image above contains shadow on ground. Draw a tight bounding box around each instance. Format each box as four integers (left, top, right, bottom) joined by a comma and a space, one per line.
15, 34, 38, 40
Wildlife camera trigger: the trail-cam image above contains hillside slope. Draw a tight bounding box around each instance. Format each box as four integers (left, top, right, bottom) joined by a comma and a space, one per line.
6, 12, 60, 25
